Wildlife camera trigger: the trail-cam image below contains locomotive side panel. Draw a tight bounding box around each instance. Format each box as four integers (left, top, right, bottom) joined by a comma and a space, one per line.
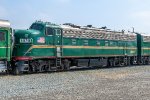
62, 38, 137, 57
62, 26, 137, 58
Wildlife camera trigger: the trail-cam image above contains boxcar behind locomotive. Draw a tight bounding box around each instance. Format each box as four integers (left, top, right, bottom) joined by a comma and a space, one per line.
12, 21, 138, 74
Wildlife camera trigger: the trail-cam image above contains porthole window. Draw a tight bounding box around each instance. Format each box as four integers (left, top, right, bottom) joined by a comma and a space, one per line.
97, 41, 100, 45
72, 39, 76, 45
110, 41, 113, 46
84, 40, 88, 46
105, 41, 109, 46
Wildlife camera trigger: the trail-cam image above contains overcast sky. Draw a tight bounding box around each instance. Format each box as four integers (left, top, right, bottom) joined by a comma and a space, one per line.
1, 0, 150, 33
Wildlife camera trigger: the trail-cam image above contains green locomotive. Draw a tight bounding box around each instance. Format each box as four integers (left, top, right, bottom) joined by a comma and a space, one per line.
138, 34, 150, 64
0, 20, 12, 73
12, 21, 138, 74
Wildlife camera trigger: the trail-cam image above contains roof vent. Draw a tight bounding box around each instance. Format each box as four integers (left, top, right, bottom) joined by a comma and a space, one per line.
63, 23, 80, 28
87, 25, 92, 28
101, 26, 107, 29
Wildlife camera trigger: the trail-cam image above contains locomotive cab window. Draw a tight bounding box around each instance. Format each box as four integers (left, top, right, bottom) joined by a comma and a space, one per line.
46, 27, 53, 36
30, 24, 44, 31
0, 32, 5, 41
56, 29, 61, 35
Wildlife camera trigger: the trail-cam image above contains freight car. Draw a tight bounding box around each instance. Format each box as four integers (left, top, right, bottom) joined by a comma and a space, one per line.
12, 21, 140, 74
0, 20, 12, 73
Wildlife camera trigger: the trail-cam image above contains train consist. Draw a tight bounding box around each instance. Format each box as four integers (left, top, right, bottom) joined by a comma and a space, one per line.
0, 19, 150, 74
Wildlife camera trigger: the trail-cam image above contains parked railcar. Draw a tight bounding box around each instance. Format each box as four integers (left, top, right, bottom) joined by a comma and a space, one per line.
137, 33, 150, 64
0, 20, 12, 73
12, 21, 138, 74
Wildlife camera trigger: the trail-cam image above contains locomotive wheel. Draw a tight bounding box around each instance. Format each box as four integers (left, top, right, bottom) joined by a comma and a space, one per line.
64, 59, 70, 71
13, 67, 22, 75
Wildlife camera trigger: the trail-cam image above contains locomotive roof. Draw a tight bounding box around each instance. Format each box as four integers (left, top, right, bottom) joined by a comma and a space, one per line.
0, 19, 11, 28
33, 20, 60, 28
61, 23, 137, 41
33, 21, 136, 35
140, 33, 150, 36
61, 24, 136, 36
32, 21, 137, 41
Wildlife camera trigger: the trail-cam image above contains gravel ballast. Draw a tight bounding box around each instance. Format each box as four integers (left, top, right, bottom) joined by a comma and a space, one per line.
0, 66, 150, 100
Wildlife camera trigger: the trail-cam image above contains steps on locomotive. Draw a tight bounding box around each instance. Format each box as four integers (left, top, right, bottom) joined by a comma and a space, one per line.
45, 58, 62, 71
56, 58, 61, 67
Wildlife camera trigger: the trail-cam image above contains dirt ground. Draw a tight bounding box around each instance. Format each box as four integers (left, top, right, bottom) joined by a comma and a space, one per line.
0, 65, 150, 100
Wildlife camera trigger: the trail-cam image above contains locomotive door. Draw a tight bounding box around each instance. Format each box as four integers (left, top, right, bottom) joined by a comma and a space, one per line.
0, 30, 7, 57
54, 29, 62, 57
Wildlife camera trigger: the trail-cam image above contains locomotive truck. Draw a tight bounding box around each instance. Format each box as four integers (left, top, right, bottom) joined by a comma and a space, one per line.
12, 20, 149, 74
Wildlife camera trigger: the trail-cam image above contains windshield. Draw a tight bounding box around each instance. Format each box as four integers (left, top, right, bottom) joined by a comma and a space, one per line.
30, 24, 44, 31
